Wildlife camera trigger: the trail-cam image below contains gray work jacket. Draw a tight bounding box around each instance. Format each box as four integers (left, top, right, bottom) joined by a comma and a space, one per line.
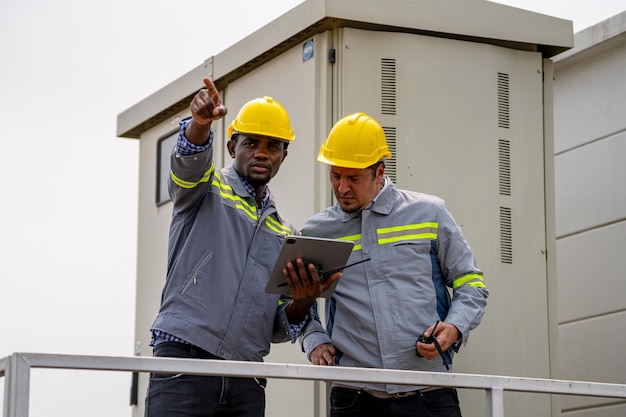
301, 178, 488, 393
150, 141, 297, 362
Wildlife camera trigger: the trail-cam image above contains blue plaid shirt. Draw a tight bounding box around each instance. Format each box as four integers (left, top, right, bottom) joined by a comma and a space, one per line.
151, 118, 306, 348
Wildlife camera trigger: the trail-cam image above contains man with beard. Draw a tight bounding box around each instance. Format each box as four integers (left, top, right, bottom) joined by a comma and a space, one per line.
286, 112, 488, 417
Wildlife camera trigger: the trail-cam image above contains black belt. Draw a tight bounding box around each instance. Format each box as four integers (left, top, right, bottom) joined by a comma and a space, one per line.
364, 386, 446, 399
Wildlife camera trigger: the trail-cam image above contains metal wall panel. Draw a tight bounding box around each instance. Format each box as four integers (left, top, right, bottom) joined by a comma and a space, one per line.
559, 311, 626, 411
555, 132, 626, 237
557, 222, 626, 322
554, 42, 626, 154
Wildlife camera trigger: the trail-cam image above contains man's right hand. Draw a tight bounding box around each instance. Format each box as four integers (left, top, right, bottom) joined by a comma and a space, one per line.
191, 77, 227, 124
310, 343, 336, 366
185, 77, 227, 145
283, 259, 341, 325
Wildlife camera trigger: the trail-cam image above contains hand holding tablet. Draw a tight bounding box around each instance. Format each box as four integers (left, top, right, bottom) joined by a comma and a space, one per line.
265, 235, 365, 298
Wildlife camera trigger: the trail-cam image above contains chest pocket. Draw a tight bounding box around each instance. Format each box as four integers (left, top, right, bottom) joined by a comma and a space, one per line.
376, 223, 438, 284
381, 240, 434, 283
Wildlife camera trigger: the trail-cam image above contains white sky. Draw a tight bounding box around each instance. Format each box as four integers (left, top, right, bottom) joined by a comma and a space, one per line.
0, 1, 624, 416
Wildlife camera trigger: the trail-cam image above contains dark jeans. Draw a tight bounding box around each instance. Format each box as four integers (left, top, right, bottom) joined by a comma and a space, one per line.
330, 386, 462, 417
145, 342, 266, 417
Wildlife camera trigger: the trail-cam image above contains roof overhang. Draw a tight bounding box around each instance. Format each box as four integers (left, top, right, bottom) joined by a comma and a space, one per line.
117, 0, 573, 139
553, 10, 626, 71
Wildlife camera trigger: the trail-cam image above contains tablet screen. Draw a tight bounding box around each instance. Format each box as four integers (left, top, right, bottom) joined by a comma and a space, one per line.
265, 235, 355, 298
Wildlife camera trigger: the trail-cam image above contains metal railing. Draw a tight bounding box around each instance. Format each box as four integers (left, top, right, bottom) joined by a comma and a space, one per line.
2, 352, 626, 417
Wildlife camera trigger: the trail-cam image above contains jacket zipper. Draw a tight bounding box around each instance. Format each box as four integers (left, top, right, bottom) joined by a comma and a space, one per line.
181, 251, 214, 295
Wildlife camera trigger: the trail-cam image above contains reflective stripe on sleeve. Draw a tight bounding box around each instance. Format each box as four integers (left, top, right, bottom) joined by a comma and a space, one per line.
452, 273, 486, 289
170, 162, 215, 189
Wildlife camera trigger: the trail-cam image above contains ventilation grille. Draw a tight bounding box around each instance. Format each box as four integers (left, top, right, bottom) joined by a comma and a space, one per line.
382, 127, 397, 183
497, 73, 510, 129
500, 207, 513, 264
381, 59, 397, 115
498, 139, 511, 196
380, 58, 397, 183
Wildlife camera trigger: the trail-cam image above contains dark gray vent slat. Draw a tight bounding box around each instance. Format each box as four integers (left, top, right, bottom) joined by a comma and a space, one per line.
499, 139, 511, 196
500, 207, 513, 264
497, 73, 510, 129
381, 59, 397, 115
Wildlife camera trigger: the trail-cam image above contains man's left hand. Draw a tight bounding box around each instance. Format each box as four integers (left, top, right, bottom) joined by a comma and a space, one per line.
415, 322, 460, 360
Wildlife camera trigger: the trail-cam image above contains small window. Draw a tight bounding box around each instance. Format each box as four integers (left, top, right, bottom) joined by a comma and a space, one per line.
156, 131, 177, 206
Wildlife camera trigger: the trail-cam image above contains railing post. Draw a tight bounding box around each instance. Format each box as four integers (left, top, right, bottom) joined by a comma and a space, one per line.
3, 353, 31, 417
486, 387, 504, 417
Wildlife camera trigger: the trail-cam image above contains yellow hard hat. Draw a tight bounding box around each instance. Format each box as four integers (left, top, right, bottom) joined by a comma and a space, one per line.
318, 112, 392, 169
227, 96, 295, 142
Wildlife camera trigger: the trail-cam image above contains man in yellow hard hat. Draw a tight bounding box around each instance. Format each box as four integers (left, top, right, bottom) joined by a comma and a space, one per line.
145, 77, 335, 417
287, 112, 489, 417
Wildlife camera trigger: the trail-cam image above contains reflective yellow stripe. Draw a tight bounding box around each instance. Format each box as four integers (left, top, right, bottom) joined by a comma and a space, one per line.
335, 224, 438, 250
212, 172, 258, 221
265, 216, 292, 235
265, 216, 291, 233
377, 222, 438, 245
452, 273, 485, 289
170, 162, 215, 189
172, 164, 293, 235
337, 234, 362, 251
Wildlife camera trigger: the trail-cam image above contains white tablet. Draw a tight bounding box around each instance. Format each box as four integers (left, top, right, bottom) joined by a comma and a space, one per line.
265, 235, 355, 298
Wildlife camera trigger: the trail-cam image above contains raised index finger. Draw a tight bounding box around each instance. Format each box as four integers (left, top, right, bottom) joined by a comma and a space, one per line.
203, 77, 222, 107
